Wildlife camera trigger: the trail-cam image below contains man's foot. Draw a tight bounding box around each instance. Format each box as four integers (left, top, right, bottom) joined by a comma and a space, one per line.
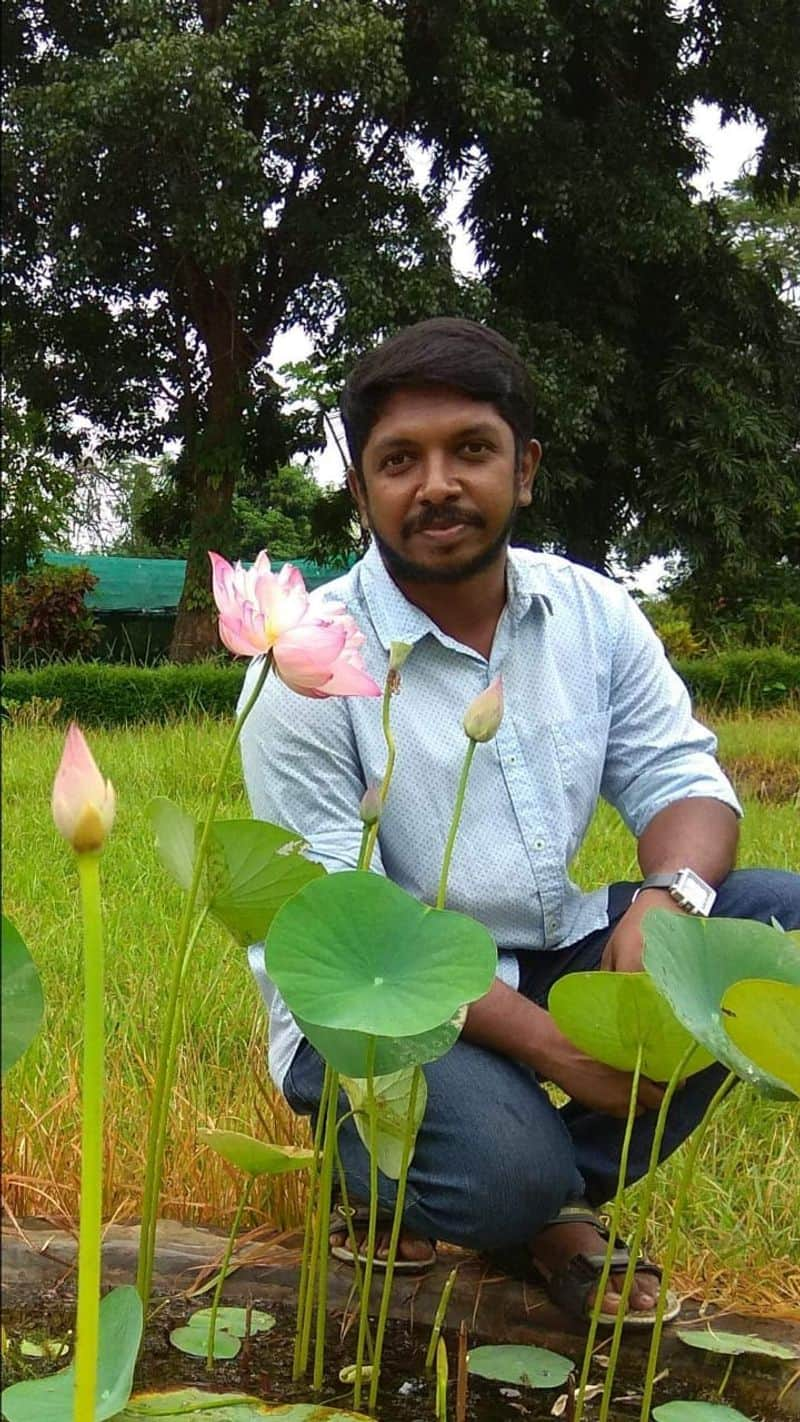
531, 1216, 661, 1320
329, 1207, 437, 1272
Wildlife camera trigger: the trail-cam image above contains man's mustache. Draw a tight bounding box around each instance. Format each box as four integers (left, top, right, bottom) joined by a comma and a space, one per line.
404, 509, 484, 535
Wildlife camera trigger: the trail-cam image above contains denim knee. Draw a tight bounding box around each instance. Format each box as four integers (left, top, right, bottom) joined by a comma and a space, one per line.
713, 868, 800, 929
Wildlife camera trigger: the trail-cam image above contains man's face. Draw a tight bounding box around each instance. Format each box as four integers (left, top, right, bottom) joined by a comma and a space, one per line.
348, 386, 540, 585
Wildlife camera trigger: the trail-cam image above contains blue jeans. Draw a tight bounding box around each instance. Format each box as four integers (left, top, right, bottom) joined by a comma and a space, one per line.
283, 868, 800, 1253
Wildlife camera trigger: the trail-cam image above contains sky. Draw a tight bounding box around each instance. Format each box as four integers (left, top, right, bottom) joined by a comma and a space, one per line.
269, 103, 764, 595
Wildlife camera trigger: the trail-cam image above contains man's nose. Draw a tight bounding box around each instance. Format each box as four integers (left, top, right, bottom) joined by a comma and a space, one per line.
417, 452, 461, 502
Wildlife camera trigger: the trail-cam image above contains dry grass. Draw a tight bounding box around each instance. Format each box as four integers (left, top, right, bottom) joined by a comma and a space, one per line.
2, 711, 799, 1316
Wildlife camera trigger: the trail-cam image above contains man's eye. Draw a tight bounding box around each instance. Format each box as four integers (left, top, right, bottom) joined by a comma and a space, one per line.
462, 441, 490, 456
381, 451, 412, 470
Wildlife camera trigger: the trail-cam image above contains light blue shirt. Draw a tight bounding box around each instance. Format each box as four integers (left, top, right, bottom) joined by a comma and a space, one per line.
239, 542, 741, 1090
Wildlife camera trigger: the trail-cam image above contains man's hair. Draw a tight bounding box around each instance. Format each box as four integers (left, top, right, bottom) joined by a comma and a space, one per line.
340, 317, 536, 475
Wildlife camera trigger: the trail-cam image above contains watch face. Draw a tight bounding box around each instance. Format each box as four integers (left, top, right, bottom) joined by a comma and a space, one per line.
673, 869, 716, 916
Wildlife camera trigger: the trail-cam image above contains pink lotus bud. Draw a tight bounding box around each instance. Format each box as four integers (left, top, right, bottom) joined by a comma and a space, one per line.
52, 724, 116, 853
463, 676, 504, 743
359, 783, 382, 827
389, 641, 413, 671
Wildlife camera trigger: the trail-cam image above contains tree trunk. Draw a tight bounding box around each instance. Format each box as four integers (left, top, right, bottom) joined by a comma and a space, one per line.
168, 454, 237, 661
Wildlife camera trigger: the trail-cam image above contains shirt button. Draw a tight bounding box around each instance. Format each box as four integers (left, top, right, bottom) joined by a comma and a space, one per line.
534, 838, 545, 850
508, 755, 516, 764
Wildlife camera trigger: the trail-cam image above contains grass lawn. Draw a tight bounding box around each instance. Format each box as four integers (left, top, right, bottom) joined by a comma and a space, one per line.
1, 710, 798, 1315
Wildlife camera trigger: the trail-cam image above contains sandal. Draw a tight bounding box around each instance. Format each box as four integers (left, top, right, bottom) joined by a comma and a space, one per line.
329, 1203, 437, 1275
530, 1202, 681, 1329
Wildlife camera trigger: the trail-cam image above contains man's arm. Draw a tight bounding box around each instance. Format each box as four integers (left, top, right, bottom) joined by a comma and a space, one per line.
602, 795, 740, 973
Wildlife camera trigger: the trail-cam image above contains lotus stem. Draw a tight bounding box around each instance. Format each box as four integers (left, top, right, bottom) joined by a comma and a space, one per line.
206, 1176, 252, 1370
364, 670, 399, 870
136, 652, 272, 1311
436, 1336, 449, 1422
718, 1354, 736, 1396
638, 1070, 737, 1422
335, 1140, 374, 1361
353, 1038, 379, 1409
574, 1043, 644, 1422
73, 851, 105, 1422
368, 1064, 423, 1411
294, 1063, 333, 1379
597, 1043, 699, 1422
312, 1067, 341, 1390
436, 740, 477, 910
425, 1267, 458, 1372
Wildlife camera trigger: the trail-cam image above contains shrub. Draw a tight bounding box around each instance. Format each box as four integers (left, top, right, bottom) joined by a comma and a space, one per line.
673, 649, 800, 710
1, 652, 798, 727
1, 564, 100, 664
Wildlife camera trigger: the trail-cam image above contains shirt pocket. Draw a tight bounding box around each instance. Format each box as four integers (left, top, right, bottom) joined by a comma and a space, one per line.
549, 711, 611, 852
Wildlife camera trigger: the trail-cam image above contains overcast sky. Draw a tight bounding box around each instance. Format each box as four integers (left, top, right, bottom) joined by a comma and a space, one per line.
269, 103, 763, 594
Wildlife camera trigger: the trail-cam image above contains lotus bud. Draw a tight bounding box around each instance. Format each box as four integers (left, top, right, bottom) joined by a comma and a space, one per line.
389, 641, 413, 671
463, 676, 504, 743
359, 783, 382, 827
52, 723, 116, 854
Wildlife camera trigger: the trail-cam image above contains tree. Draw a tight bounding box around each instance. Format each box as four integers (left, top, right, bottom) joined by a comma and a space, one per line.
1, 395, 76, 576
3, 1, 459, 658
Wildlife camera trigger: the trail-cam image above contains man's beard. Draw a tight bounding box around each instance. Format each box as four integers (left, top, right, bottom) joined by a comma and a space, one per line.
369, 501, 520, 586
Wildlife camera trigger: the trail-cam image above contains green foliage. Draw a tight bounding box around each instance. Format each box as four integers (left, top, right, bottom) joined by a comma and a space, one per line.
548, 971, 712, 1083
466, 1344, 574, 1389
673, 649, 800, 709
0, 1286, 142, 1422
721, 980, 800, 1097
198, 1129, 313, 1178
118, 1396, 370, 1421
1, 914, 44, 1077
663, 555, 800, 653
1, 662, 247, 724
1, 564, 100, 665
0, 400, 76, 576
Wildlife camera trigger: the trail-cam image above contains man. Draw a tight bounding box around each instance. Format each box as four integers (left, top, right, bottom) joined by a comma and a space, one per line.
240, 317, 800, 1325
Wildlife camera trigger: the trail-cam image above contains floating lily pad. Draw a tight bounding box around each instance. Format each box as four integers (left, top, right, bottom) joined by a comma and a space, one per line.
676, 1327, 799, 1360
149, 802, 324, 945
191, 1308, 276, 1340
0, 1285, 142, 1422
170, 1322, 240, 1361
721, 979, 800, 1097
295, 1008, 465, 1077
642, 911, 800, 1097
467, 1343, 574, 1388
548, 971, 712, 1081
268, 872, 496, 1037
118, 1395, 372, 1420
341, 1067, 428, 1179
1, 914, 44, 1077
652, 1403, 754, 1422
198, 1129, 313, 1177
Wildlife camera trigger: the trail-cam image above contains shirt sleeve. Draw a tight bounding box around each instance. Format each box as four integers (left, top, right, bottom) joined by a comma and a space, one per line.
599, 588, 742, 838
238, 658, 386, 877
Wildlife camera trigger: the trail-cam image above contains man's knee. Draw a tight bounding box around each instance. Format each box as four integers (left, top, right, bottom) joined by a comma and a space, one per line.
713, 867, 800, 930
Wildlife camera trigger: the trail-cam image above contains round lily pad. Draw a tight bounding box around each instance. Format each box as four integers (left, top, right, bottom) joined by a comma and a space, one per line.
118, 1392, 371, 1420
548, 971, 712, 1081
198, 1129, 313, 1177
676, 1327, 799, 1360
652, 1403, 754, 1422
295, 1008, 465, 1076
268, 872, 496, 1037
467, 1343, 574, 1388
642, 911, 800, 1097
721, 979, 800, 1097
169, 1322, 240, 1360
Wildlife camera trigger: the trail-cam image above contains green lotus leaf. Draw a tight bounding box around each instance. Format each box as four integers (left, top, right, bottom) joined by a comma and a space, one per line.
268, 872, 496, 1036
0, 1285, 142, 1422
1, 914, 44, 1077
721, 979, 800, 1097
149, 798, 197, 894
198, 1129, 314, 1177
205, 821, 325, 946
189, 1308, 276, 1340
642, 911, 800, 1097
121, 1401, 372, 1421
548, 971, 713, 1081
653, 1403, 753, 1422
676, 1327, 799, 1359
170, 1321, 240, 1361
341, 1067, 428, 1179
295, 1007, 466, 1076
467, 1343, 574, 1388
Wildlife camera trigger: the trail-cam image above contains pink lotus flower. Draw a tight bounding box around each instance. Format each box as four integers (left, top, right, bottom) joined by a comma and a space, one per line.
209, 550, 381, 698
463, 675, 504, 743
52, 724, 116, 853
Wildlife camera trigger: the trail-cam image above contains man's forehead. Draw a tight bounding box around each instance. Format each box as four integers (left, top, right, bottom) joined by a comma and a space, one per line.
365, 385, 508, 449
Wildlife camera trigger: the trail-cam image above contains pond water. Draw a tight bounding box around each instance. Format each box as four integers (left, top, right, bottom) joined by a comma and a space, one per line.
0, 1298, 782, 1421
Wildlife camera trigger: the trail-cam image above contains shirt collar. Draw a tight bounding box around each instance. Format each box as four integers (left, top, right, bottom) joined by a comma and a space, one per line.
359, 541, 552, 654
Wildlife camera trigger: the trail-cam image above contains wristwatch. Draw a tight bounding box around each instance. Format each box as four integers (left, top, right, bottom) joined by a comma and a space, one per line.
632, 868, 717, 917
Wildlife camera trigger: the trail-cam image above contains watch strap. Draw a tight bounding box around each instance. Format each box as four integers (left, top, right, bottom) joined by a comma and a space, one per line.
635, 874, 677, 894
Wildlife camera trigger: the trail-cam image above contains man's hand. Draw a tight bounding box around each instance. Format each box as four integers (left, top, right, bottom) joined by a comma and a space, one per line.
600, 888, 689, 974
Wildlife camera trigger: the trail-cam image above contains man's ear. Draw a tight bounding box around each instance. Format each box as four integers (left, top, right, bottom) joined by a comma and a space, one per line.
346, 465, 370, 529
517, 440, 541, 508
